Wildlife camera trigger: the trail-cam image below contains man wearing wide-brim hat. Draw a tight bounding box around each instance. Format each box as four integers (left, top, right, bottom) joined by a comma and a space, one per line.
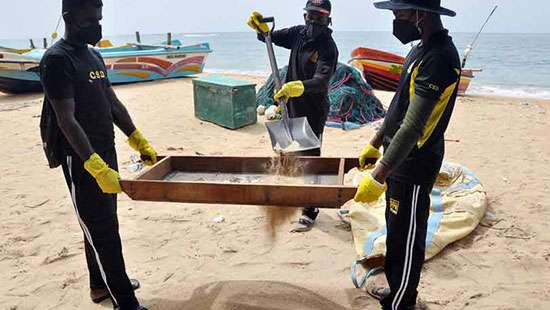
354, 1, 461, 309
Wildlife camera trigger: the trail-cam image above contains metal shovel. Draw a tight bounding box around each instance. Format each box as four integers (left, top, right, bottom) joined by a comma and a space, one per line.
260, 17, 321, 153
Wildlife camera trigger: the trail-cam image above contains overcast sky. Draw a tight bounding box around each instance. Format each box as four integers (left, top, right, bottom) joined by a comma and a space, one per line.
1, 0, 547, 39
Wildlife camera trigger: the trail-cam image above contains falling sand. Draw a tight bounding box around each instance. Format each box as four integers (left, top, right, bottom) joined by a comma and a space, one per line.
164, 155, 314, 240
262, 156, 304, 240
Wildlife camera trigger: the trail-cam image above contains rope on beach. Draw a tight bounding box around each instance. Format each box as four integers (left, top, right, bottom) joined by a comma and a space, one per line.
256, 63, 386, 129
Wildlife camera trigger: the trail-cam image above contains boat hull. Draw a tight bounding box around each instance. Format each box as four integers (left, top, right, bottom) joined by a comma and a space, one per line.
0, 60, 42, 93
349, 47, 476, 95
105, 53, 209, 84
0, 43, 212, 94
0, 77, 42, 93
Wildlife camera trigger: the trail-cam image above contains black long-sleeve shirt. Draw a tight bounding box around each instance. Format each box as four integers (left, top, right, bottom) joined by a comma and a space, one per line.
380, 30, 461, 184
258, 26, 339, 137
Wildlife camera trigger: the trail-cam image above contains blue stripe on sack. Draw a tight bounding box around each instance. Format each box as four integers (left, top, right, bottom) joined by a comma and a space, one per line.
351, 259, 384, 289
425, 189, 444, 249
351, 225, 387, 289
364, 226, 387, 257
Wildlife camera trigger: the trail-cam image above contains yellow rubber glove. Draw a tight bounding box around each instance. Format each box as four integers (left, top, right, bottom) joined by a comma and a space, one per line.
84, 153, 122, 194
128, 129, 158, 166
359, 144, 382, 170
354, 174, 388, 204
247, 11, 269, 33
274, 81, 305, 101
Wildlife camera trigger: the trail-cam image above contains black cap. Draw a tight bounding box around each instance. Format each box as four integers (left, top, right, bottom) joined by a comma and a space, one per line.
374, 0, 456, 17
62, 0, 103, 13
304, 0, 331, 15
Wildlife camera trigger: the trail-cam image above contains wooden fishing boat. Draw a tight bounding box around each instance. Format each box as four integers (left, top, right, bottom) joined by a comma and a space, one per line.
0, 52, 42, 93
0, 41, 212, 94
349, 47, 479, 95
0, 46, 32, 54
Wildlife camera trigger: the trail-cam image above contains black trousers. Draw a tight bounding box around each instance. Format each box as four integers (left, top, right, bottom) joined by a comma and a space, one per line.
380, 179, 433, 310
61, 148, 138, 310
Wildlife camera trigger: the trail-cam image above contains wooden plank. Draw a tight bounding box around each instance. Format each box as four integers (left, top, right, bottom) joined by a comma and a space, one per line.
169, 155, 344, 175
170, 156, 271, 173
337, 158, 346, 185
123, 180, 357, 208
344, 157, 360, 173
129, 156, 172, 181
299, 156, 343, 175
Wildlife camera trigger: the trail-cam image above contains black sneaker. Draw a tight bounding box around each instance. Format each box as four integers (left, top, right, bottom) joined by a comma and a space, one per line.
91, 279, 141, 304
114, 305, 147, 310
290, 215, 316, 233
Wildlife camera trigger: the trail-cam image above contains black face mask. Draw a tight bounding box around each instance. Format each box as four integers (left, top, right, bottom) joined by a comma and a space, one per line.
393, 19, 421, 44
75, 23, 102, 46
305, 21, 328, 40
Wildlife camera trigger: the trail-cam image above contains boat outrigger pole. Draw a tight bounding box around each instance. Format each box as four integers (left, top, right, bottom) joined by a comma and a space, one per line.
462, 5, 498, 68
51, 14, 63, 44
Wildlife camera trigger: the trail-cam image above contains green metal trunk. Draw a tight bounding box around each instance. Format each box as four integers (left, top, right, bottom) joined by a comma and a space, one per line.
193, 76, 257, 129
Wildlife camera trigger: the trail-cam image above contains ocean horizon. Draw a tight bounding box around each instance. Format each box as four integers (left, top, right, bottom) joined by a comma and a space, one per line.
2, 31, 549, 100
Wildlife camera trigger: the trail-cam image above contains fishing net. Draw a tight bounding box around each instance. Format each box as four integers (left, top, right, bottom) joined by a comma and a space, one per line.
328, 63, 386, 127
256, 66, 288, 110
256, 63, 386, 129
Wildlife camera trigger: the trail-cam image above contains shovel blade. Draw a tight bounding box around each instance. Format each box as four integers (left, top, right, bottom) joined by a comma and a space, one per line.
266, 117, 321, 153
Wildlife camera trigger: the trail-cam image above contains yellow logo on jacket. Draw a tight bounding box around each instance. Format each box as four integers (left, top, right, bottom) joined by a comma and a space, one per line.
428, 83, 440, 92
309, 51, 320, 64
89, 70, 106, 80
390, 198, 400, 215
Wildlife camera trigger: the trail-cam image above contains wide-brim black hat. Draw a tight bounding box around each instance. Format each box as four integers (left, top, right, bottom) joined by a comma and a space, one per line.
374, 0, 456, 17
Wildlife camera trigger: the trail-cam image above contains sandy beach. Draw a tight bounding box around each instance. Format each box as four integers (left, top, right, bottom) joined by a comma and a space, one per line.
1, 74, 550, 310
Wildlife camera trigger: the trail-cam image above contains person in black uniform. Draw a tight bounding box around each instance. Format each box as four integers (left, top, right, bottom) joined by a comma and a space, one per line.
247, 0, 339, 232
354, 1, 461, 309
39, 1, 155, 309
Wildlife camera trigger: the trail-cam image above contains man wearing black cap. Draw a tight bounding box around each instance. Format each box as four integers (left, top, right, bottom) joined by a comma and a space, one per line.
354, 1, 461, 309
39, 1, 154, 309
247, 0, 339, 232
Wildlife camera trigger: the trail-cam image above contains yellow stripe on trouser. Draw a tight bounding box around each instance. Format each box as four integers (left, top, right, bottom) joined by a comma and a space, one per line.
408, 66, 459, 148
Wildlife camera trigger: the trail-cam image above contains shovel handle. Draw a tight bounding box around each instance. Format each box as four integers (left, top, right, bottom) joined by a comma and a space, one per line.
260, 17, 291, 135
259, 17, 276, 33
260, 17, 274, 23
261, 18, 283, 91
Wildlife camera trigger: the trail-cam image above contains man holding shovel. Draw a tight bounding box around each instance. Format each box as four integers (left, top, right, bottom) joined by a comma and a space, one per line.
247, 0, 339, 232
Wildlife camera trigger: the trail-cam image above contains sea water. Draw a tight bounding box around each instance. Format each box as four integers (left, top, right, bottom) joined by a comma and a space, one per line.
3, 32, 549, 99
